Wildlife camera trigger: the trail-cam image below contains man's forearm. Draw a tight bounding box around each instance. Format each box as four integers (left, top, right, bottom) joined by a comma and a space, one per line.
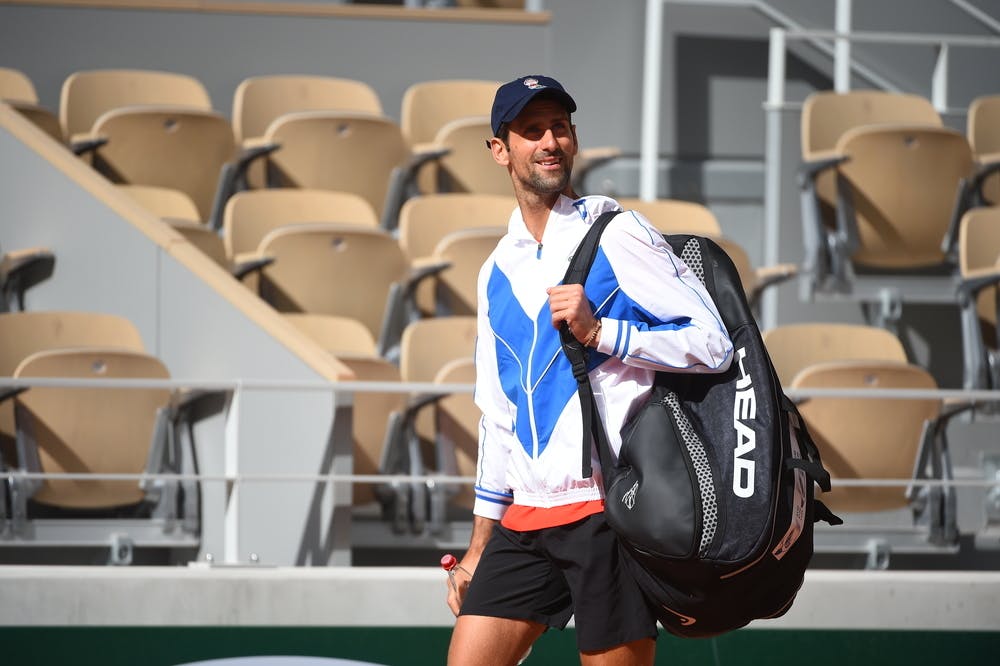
463, 515, 498, 567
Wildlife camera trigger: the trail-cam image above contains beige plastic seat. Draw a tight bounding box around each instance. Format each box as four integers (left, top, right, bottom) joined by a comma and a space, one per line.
431, 358, 479, 514
232, 75, 384, 189
431, 116, 514, 196
400, 79, 499, 193
0, 67, 63, 142
86, 106, 237, 222
793, 360, 941, 513
0, 311, 145, 469
967, 94, 1000, 206
956, 206, 1000, 390
398, 193, 513, 264
10, 347, 172, 511
222, 188, 378, 261
255, 223, 413, 356
259, 111, 443, 229
762, 322, 908, 388
425, 227, 505, 316
798, 91, 974, 296
401, 79, 498, 149
838, 125, 973, 268
399, 314, 478, 448
398, 193, 512, 315
233, 74, 383, 145
619, 198, 798, 311
117, 183, 202, 223
59, 68, 212, 140
383, 317, 478, 532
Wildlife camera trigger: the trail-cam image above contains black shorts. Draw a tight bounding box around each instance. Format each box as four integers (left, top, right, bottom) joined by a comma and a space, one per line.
459, 512, 659, 653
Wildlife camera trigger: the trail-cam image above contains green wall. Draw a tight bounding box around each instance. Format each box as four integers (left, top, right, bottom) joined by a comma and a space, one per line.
2, 627, 998, 666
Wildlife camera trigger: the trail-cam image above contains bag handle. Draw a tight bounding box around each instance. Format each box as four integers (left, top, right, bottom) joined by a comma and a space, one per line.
559, 209, 621, 479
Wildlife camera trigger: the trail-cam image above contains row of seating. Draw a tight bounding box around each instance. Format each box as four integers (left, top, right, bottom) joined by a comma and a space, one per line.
798, 89, 1000, 394
0, 67, 623, 233
0, 307, 963, 553
0, 68, 514, 229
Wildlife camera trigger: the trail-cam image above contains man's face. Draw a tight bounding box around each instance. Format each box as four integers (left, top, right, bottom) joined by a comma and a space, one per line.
492, 97, 578, 198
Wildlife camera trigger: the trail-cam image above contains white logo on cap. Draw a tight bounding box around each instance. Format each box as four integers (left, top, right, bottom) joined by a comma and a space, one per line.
523, 78, 546, 90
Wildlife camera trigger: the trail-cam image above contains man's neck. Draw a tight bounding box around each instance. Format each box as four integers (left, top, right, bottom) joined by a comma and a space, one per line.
518, 189, 577, 242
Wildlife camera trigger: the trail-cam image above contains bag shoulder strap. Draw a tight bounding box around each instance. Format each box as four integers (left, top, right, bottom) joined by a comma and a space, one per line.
560, 209, 621, 479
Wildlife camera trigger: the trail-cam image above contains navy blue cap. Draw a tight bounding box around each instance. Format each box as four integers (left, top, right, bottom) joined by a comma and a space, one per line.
490, 75, 577, 137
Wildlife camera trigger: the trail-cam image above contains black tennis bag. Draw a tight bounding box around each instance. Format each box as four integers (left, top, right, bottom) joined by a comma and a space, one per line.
561, 211, 842, 638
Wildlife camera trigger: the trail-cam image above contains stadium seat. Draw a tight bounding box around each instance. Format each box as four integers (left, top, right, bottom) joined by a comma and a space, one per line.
8, 347, 174, 513
398, 193, 512, 315
956, 205, 1000, 391
0, 66, 63, 142
59, 68, 213, 140
422, 226, 505, 316
430, 116, 513, 196
60, 69, 270, 229
255, 111, 447, 231
966, 94, 1000, 206
232, 74, 384, 189
382, 316, 478, 533
0, 310, 146, 475
254, 223, 435, 360
798, 91, 974, 313
792, 360, 946, 515
397, 192, 513, 264
400, 79, 499, 194
764, 322, 961, 554
618, 197, 798, 313
762, 321, 908, 388
84, 106, 239, 223
233, 74, 383, 146
222, 188, 379, 262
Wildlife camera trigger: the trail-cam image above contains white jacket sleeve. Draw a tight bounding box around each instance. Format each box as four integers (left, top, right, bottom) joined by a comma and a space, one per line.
470, 257, 515, 520
592, 211, 734, 374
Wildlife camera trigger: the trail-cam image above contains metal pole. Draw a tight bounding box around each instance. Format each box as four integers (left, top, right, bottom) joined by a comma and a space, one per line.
834, 0, 852, 91
223, 381, 243, 564
761, 27, 787, 331
640, 0, 664, 201
932, 43, 949, 112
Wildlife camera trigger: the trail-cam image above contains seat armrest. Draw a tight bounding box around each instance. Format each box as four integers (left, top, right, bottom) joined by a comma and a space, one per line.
375, 260, 452, 361
0, 247, 55, 311
207, 141, 282, 231
379, 144, 452, 231
69, 131, 108, 157
230, 251, 275, 281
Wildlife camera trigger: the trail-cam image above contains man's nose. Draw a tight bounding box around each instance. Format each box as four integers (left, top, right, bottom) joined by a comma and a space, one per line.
539, 129, 558, 150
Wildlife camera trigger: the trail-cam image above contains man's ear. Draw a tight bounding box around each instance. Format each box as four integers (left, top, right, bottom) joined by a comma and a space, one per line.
489, 137, 510, 167
570, 125, 580, 156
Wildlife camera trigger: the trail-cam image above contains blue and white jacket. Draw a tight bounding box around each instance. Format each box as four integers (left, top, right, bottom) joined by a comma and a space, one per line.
472, 194, 734, 520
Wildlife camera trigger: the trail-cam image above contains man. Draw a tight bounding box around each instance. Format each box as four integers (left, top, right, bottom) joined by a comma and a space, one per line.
446, 75, 734, 665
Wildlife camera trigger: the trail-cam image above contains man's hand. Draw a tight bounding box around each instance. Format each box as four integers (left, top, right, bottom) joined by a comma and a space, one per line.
547, 284, 601, 347
446, 555, 478, 616
446, 516, 497, 616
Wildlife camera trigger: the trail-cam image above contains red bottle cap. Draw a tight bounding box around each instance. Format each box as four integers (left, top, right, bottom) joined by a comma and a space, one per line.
440, 554, 457, 571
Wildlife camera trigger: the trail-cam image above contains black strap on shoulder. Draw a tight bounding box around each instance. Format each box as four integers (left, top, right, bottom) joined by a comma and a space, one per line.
560, 210, 621, 479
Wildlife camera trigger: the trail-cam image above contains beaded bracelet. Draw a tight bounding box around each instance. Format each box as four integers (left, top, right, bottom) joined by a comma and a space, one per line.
583, 319, 603, 347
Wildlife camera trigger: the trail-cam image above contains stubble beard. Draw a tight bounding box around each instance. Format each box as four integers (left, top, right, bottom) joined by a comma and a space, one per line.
518, 152, 573, 197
